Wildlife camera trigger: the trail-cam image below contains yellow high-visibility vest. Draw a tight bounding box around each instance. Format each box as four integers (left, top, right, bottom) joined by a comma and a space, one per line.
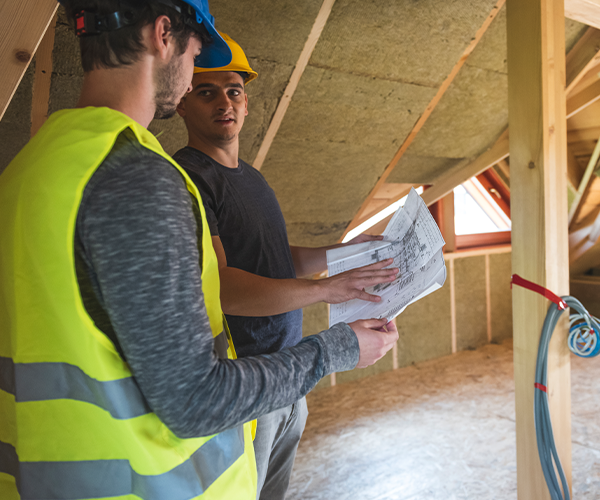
0, 107, 256, 500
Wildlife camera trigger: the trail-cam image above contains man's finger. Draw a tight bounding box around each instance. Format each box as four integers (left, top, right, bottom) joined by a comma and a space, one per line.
358, 317, 389, 329
351, 258, 395, 271
355, 290, 383, 303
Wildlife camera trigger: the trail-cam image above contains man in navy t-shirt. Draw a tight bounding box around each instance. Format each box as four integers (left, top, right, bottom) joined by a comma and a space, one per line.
174, 33, 397, 500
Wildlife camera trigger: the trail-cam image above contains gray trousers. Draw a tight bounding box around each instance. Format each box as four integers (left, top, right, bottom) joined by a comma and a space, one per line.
253, 397, 308, 500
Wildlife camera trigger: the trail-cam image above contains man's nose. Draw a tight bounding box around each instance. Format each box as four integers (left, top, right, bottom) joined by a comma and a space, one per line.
216, 92, 233, 109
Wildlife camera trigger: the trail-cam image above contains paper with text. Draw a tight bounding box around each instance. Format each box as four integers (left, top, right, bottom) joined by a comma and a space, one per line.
327, 188, 447, 326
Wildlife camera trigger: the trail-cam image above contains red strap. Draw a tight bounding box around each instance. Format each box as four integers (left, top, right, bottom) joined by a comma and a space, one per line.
511, 274, 567, 311
534, 383, 547, 392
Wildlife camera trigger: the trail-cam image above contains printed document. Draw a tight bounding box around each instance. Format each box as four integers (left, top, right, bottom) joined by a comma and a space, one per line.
327, 188, 447, 326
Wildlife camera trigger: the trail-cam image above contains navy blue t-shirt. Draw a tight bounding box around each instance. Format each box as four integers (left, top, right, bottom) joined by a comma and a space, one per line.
173, 147, 303, 357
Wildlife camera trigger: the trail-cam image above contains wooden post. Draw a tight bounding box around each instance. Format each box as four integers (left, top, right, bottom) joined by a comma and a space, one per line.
441, 192, 456, 252
507, 0, 571, 499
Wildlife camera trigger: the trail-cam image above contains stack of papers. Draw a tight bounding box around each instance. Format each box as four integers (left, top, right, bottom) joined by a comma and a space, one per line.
327, 188, 447, 326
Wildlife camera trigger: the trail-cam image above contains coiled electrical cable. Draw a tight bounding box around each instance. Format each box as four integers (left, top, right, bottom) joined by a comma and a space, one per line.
535, 296, 600, 500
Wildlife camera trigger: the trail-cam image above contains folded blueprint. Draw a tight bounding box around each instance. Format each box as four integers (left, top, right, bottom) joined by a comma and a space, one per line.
327, 188, 447, 326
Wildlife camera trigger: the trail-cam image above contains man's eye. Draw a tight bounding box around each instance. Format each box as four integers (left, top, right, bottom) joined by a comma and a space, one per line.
198, 90, 211, 97
229, 90, 240, 97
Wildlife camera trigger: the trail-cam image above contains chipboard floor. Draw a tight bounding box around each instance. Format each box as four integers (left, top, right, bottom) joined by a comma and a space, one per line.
287, 340, 600, 500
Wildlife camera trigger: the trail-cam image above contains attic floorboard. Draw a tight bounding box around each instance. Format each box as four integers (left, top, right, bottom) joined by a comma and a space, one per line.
287, 340, 600, 500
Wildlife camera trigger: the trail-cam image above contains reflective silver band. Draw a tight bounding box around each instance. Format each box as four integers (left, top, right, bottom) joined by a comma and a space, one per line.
0, 355, 150, 419
0, 425, 245, 499
0, 331, 229, 419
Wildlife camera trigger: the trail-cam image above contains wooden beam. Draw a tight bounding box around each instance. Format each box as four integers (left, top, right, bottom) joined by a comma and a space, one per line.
496, 158, 511, 179
31, 12, 56, 137
507, 1, 571, 499
441, 192, 456, 252
567, 125, 600, 143
566, 145, 584, 189
565, 0, 600, 30
565, 27, 600, 94
0, 0, 58, 122
568, 134, 600, 224
421, 133, 509, 207
571, 234, 600, 273
252, 0, 336, 170
341, 0, 506, 238
566, 79, 600, 118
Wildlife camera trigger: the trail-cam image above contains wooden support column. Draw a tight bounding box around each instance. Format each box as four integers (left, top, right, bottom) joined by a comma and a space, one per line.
507, 0, 571, 499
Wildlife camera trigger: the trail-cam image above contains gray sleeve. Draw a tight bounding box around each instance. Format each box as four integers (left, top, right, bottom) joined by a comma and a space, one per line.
78, 152, 359, 439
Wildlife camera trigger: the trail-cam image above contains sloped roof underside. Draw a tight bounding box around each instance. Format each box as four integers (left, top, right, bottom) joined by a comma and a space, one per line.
0, 1, 588, 247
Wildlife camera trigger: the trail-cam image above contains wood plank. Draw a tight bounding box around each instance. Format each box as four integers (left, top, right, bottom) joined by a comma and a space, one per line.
565, 27, 600, 94
485, 254, 492, 343
565, 0, 600, 30
252, 0, 336, 170
441, 192, 456, 252
344, 185, 414, 238
566, 145, 584, 189
507, 1, 571, 499
30, 12, 56, 137
372, 183, 415, 199
567, 125, 600, 143
0, 0, 58, 121
496, 158, 511, 179
449, 259, 457, 354
421, 134, 509, 207
566, 78, 600, 118
568, 133, 600, 224
570, 233, 600, 273
341, 0, 506, 239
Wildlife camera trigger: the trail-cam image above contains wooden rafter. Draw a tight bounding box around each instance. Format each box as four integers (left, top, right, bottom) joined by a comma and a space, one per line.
421, 131, 509, 207
346, 11, 600, 242
340, 0, 506, 240
568, 134, 600, 225
565, 27, 600, 94
0, 0, 58, 121
252, 0, 336, 170
565, 0, 600, 31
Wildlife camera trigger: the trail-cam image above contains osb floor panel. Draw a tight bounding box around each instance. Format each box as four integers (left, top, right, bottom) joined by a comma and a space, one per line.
287, 340, 600, 500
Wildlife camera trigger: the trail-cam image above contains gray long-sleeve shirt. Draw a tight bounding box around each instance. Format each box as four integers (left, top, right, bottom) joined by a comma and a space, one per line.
74, 129, 359, 438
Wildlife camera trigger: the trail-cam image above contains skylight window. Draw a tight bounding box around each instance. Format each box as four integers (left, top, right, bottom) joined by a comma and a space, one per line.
454, 178, 511, 235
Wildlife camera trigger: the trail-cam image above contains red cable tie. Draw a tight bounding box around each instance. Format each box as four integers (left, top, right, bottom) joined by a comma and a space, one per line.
510, 274, 567, 311
534, 383, 547, 393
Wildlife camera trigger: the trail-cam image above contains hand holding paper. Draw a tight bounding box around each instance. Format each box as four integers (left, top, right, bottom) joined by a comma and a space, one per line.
327, 188, 447, 326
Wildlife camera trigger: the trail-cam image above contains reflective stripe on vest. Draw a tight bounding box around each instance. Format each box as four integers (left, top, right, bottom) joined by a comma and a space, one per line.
0, 426, 244, 500
0, 331, 228, 420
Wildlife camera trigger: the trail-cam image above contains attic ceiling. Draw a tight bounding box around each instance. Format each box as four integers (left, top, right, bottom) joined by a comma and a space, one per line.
0, 1, 592, 248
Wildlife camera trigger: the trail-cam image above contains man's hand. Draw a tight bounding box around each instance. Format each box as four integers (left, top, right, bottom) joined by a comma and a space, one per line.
345, 233, 384, 245
316, 259, 398, 304
350, 318, 399, 368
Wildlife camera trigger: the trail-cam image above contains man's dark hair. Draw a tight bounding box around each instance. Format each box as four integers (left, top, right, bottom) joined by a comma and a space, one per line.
62, 1, 211, 72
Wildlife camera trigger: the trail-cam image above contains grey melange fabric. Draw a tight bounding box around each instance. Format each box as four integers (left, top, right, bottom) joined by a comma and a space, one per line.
73, 129, 360, 439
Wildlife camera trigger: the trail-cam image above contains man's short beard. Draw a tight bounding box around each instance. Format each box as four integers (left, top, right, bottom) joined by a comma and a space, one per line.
153, 56, 185, 120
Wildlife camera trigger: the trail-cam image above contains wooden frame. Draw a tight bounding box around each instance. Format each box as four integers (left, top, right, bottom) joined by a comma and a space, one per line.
507, 1, 571, 498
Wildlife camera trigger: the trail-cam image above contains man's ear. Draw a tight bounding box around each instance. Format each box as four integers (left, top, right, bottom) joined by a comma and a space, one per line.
150, 15, 173, 60
244, 94, 248, 117
176, 97, 186, 118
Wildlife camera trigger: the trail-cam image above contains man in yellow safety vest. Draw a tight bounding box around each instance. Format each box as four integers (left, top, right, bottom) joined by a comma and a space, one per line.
0, 1, 398, 499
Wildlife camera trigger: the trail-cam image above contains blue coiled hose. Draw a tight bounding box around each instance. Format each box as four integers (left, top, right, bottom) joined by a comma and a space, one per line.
535, 296, 600, 500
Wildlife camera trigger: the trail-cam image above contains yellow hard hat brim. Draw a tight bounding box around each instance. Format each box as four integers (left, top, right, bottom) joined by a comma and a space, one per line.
194, 32, 257, 84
